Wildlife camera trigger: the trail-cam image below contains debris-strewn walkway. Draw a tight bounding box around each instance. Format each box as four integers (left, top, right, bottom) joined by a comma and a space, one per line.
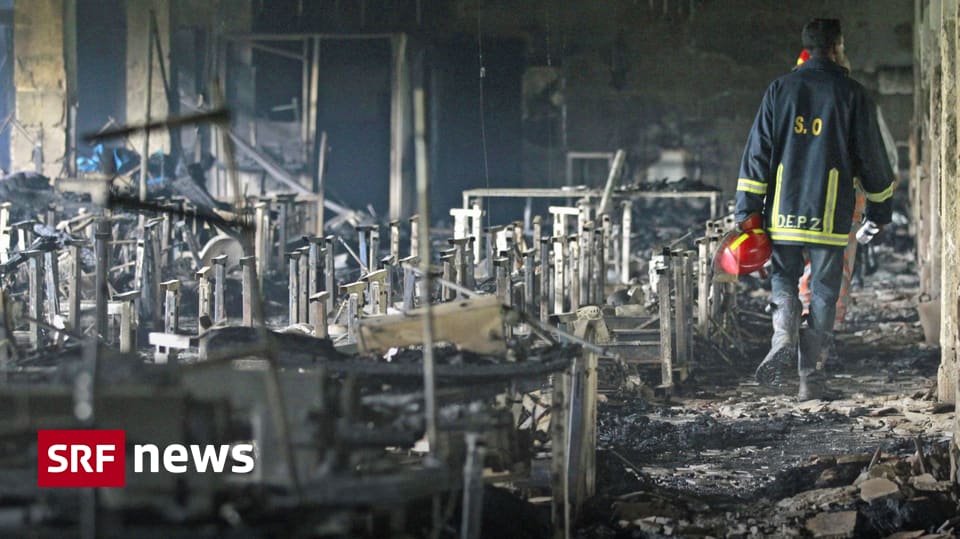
584, 247, 958, 538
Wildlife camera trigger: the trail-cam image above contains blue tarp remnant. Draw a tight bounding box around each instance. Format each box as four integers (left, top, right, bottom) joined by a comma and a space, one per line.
76, 144, 140, 175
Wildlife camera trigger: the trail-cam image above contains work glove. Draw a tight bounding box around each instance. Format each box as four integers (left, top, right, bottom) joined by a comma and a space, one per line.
739, 213, 763, 231
856, 220, 881, 244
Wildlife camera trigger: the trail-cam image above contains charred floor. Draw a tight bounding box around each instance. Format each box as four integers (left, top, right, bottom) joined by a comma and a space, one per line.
0, 1, 959, 539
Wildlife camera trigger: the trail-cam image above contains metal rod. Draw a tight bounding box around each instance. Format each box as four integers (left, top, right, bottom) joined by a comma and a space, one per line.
86, 109, 230, 143
138, 12, 155, 203
414, 87, 438, 453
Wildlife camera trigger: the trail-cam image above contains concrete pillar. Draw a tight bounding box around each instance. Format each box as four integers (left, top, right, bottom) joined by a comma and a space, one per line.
938, 0, 958, 404
11, 0, 69, 177
126, 0, 170, 156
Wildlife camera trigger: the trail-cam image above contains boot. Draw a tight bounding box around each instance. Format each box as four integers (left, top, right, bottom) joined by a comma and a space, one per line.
798, 328, 836, 401
755, 296, 800, 386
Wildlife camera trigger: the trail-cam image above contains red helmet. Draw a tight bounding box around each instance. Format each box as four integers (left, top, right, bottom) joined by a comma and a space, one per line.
714, 226, 772, 276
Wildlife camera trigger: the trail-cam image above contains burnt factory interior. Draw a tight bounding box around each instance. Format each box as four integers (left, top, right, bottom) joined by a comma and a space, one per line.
1, 0, 959, 537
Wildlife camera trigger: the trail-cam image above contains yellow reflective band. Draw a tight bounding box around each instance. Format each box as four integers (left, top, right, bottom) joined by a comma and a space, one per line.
865, 183, 894, 203
768, 227, 849, 247
738, 178, 766, 189
737, 179, 767, 194
737, 184, 766, 195
729, 233, 750, 251
771, 164, 784, 227
823, 168, 839, 234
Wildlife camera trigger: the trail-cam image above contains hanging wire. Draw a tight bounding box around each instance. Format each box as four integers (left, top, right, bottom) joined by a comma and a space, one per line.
477, 0, 492, 228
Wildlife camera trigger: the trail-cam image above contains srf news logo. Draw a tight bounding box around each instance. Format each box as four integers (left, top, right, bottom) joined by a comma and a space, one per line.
37, 430, 255, 488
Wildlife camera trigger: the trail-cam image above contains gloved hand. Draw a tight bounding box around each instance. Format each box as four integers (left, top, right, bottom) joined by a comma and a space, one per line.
856, 220, 881, 244
739, 213, 763, 231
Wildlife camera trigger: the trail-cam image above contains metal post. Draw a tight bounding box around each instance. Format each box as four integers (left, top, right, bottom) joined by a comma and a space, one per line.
136, 220, 160, 330
540, 238, 550, 322
115, 291, 139, 353
708, 233, 722, 322
696, 239, 710, 334
683, 250, 696, 371
95, 221, 111, 339
369, 225, 380, 271
594, 227, 606, 306
310, 291, 329, 337
324, 235, 336, 314
465, 237, 477, 288
287, 251, 301, 325
600, 215, 610, 297
160, 206, 172, 266
408, 215, 419, 258
485, 225, 503, 278
0, 202, 10, 263
381, 255, 395, 309
67, 241, 83, 331
346, 293, 359, 343
532, 215, 542, 266
240, 256, 258, 327
158, 279, 180, 363
365, 270, 388, 315
450, 237, 470, 291
672, 251, 687, 374
401, 255, 418, 311
212, 254, 228, 325
276, 194, 297, 255
523, 249, 535, 313
389, 219, 401, 263
460, 432, 486, 539
578, 223, 590, 306
657, 258, 674, 388
621, 201, 632, 284
357, 225, 372, 273
494, 257, 510, 305
43, 250, 59, 325
196, 266, 213, 333
568, 236, 580, 312
307, 236, 324, 300
25, 250, 43, 348
254, 202, 269, 277
553, 236, 565, 314
298, 246, 311, 322
441, 252, 455, 302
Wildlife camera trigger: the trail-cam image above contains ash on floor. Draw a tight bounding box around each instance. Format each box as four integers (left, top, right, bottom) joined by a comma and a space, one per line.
583, 247, 958, 538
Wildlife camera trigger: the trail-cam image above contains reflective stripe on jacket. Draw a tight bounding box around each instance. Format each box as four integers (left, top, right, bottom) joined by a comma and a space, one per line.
734, 57, 894, 247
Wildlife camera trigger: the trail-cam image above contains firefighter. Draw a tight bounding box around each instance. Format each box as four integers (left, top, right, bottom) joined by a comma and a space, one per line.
735, 19, 894, 400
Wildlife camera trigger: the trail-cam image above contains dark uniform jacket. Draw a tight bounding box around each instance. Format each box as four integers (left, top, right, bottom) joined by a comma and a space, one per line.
734, 57, 894, 247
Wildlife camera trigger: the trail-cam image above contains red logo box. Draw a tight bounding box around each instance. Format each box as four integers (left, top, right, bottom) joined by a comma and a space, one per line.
37, 430, 126, 488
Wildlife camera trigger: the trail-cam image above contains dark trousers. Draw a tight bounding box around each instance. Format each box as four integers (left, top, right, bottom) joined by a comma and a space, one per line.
770, 243, 845, 335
